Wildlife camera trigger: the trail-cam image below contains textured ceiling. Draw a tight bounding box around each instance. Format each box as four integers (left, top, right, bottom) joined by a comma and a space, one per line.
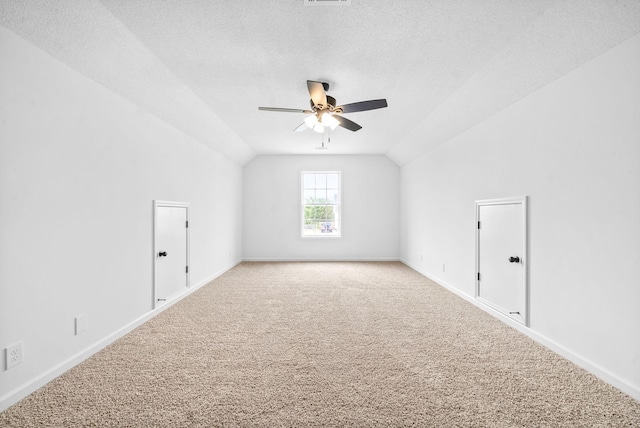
1, 0, 639, 165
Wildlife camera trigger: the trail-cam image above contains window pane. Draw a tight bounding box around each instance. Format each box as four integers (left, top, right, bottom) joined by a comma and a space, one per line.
326, 206, 335, 220
315, 173, 326, 188
303, 174, 315, 189
304, 205, 319, 221
327, 189, 339, 204
303, 220, 319, 234
320, 221, 334, 234
303, 190, 315, 204
315, 189, 327, 203
321, 206, 330, 219
326, 173, 339, 188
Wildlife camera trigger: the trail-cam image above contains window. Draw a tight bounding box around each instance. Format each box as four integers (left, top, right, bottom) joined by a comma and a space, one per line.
301, 171, 341, 237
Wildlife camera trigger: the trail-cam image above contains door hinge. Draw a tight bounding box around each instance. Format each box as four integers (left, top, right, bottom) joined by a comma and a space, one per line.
477, 221, 481, 229
186, 266, 189, 273
477, 272, 480, 281
186, 221, 189, 228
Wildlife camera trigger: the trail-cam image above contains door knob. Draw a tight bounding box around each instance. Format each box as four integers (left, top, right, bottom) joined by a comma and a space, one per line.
158, 251, 167, 257
509, 256, 520, 263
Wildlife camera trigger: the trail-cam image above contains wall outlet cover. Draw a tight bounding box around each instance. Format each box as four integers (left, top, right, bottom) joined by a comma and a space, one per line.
6, 342, 23, 370
75, 314, 88, 335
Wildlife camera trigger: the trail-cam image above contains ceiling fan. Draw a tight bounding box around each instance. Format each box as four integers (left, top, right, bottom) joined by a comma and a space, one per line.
258, 80, 388, 133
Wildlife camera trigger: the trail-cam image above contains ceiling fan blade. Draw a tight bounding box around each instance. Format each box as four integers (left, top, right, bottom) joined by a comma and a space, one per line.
307, 80, 328, 109
337, 99, 388, 114
334, 115, 362, 132
258, 107, 313, 114
259, 107, 313, 113
294, 122, 308, 132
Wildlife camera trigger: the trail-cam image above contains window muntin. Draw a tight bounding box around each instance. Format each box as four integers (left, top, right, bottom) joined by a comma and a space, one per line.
301, 171, 341, 237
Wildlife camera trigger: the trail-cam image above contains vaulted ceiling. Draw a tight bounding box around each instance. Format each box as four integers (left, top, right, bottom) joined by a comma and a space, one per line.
2, 1, 639, 166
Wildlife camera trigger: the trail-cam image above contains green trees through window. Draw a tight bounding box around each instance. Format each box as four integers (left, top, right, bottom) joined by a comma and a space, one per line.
301, 171, 340, 237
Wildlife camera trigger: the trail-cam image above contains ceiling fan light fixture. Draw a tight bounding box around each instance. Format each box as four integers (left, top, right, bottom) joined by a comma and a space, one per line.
304, 114, 318, 129
313, 122, 325, 133
321, 112, 339, 130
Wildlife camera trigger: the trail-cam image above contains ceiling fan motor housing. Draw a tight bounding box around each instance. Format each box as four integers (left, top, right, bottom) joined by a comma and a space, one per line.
310, 95, 340, 113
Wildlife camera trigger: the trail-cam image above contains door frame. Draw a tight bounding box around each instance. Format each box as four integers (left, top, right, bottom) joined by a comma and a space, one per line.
153, 200, 190, 309
475, 196, 529, 326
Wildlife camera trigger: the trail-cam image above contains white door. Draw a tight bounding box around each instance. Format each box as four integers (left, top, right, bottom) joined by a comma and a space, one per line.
154, 201, 189, 308
476, 197, 527, 325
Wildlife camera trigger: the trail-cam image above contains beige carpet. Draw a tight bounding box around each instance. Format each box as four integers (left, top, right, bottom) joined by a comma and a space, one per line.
1, 262, 638, 427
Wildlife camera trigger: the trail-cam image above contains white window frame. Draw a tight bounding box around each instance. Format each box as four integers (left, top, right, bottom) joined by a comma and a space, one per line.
300, 170, 342, 238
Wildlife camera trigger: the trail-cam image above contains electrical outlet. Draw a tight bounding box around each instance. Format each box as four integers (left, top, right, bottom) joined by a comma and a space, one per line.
75, 314, 88, 335
6, 342, 23, 370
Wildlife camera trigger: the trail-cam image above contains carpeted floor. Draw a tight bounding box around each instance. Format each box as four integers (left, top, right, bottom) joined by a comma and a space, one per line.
1, 262, 639, 427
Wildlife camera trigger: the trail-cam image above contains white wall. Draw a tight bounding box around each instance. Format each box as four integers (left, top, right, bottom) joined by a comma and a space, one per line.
0, 27, 243, 410
243, 155, 399, 261
400, 33, 640, 399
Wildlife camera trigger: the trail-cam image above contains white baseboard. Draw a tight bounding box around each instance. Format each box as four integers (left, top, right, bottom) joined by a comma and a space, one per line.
400, 259, 640, 402
0, 259, 242, 413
